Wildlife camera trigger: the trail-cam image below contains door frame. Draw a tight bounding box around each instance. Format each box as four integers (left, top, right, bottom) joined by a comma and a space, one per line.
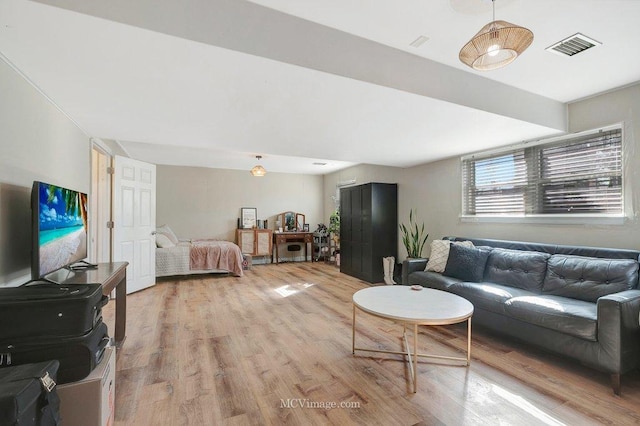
90, 139, 113, 264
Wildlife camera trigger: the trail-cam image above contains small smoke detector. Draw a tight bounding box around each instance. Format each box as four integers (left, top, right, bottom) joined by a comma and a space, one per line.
546, 33, 602, 57
312, 162, 327, 166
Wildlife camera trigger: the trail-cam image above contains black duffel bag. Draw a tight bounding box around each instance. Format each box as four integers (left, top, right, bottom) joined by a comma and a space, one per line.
0, 360, 61, 425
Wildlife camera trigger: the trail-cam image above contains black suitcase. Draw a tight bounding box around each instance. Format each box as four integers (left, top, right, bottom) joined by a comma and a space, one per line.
0, 360, 61, 425
0, 321, 110, 384
0, 283, 107, 340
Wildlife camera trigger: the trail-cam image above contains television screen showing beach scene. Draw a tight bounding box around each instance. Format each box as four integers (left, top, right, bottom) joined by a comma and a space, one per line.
37, 182, 88, 276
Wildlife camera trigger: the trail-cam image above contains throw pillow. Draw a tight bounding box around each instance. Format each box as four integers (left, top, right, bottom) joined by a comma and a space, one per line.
156, 233, 175, 248
425, 240, 451, 272
443, 243, 491, 282
425, 240, 474, 273
156, 224, 179, 245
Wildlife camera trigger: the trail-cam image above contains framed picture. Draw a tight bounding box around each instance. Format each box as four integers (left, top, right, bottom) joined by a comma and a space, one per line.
303, 224, 310, 232
241, 207, 257, 229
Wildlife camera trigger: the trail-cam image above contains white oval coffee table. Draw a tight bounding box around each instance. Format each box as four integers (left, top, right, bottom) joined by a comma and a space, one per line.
352, 286, 474, 393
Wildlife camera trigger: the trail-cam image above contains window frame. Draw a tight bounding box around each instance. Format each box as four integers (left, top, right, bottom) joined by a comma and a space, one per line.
460, 124, 625, 225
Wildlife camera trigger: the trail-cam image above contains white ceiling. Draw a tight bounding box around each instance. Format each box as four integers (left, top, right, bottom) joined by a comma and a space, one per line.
1, 0, 639, 175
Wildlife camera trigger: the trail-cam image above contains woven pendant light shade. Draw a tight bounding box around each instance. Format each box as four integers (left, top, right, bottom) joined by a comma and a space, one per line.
250, 164, 266, 177
459, 19, 533, 71
250, 155, 266, 177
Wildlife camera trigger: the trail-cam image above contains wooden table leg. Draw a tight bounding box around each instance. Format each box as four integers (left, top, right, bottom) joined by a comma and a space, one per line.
352, 304, 356, 354
413, 323, 418, 393
467, 317, 472, 365
113, 273, 127, 348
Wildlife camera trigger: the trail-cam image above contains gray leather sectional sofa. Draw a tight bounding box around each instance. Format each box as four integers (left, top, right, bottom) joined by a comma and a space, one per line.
402, 236, 640, 395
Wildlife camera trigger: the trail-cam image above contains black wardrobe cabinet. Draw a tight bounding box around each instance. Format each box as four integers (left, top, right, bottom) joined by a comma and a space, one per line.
339, 183, 397, 283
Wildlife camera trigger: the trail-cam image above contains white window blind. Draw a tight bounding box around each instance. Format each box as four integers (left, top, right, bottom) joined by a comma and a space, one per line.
463, 127, 623, 217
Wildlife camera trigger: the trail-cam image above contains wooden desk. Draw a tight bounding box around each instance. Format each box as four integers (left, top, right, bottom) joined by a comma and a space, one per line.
272, 232, 314, 264
49, 262, 128, 348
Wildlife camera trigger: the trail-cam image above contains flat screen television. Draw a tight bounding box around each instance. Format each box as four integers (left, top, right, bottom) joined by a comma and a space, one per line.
31, 181, 89, 279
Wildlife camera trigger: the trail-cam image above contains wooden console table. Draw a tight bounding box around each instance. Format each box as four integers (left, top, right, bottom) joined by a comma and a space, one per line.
272, 232, 314, 264
49, 262, 128, 348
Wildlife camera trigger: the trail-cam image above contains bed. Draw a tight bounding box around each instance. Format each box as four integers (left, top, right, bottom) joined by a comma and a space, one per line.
155, 225, 244, 277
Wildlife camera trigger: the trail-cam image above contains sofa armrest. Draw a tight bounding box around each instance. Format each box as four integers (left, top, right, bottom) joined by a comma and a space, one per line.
598, 289, 640, 331
596, 289, 640, 373
402, 258, 428, 285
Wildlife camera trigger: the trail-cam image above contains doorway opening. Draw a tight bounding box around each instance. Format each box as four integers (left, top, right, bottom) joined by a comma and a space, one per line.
90, 143, 112, 264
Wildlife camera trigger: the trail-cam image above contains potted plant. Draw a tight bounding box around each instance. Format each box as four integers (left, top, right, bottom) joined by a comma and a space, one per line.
399, 209, 428, 258
328, 209, 340, 244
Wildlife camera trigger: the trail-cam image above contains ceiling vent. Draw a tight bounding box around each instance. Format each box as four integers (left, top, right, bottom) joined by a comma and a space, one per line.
409, 35, 429, 48
546, 33, 601, 56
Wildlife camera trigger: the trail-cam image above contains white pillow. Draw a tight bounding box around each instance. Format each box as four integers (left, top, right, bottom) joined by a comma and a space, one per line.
425, 240, 474, 273
156, 233, 175, 248
156, 224, 179, 245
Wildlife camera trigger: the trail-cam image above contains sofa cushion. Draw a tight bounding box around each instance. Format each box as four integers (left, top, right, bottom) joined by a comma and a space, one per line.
447, 282, 535, 315
504, 295, 597, 341
443, 244, 491, 282
408, 271, 461, 291
425, 239, 474, 273
542, 255, 639, 302
484, 248, 550, 292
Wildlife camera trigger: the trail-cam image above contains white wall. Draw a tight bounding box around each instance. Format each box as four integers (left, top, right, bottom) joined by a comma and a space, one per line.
0, 59, 90, 285
157, 165, 324, 260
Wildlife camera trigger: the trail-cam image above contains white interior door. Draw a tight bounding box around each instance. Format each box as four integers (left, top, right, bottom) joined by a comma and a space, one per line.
113, 155, 156, 294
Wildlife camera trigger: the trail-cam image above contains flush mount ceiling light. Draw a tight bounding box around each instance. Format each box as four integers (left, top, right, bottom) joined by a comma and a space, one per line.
250, 155, 266, 177
459, 0, 533, 71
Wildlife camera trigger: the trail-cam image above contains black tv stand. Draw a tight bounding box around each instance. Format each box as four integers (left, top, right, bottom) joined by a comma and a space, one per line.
22, 277, 61, 286
67, 260, 98, 271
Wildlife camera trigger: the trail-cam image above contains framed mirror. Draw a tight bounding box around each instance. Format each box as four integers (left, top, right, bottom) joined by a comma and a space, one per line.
296, 213, 305, 231
278, 211, 306, 232
283, 211, 295, 231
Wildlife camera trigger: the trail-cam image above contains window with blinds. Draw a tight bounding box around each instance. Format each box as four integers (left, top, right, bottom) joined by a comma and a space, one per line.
462, 127, 623, 217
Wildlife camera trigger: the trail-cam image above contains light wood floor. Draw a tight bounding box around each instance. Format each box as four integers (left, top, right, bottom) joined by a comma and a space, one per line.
101, 262, 640, 425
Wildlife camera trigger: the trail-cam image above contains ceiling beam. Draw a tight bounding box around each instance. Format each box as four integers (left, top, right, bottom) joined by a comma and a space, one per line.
36, 0, 567, 132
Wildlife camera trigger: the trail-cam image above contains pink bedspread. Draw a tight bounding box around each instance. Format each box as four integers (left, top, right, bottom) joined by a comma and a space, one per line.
189, 240, 244, 277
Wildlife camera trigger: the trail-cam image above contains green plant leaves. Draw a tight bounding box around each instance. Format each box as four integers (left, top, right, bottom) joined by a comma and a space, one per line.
328, 209, 340, 235
399, 209, 428, 258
